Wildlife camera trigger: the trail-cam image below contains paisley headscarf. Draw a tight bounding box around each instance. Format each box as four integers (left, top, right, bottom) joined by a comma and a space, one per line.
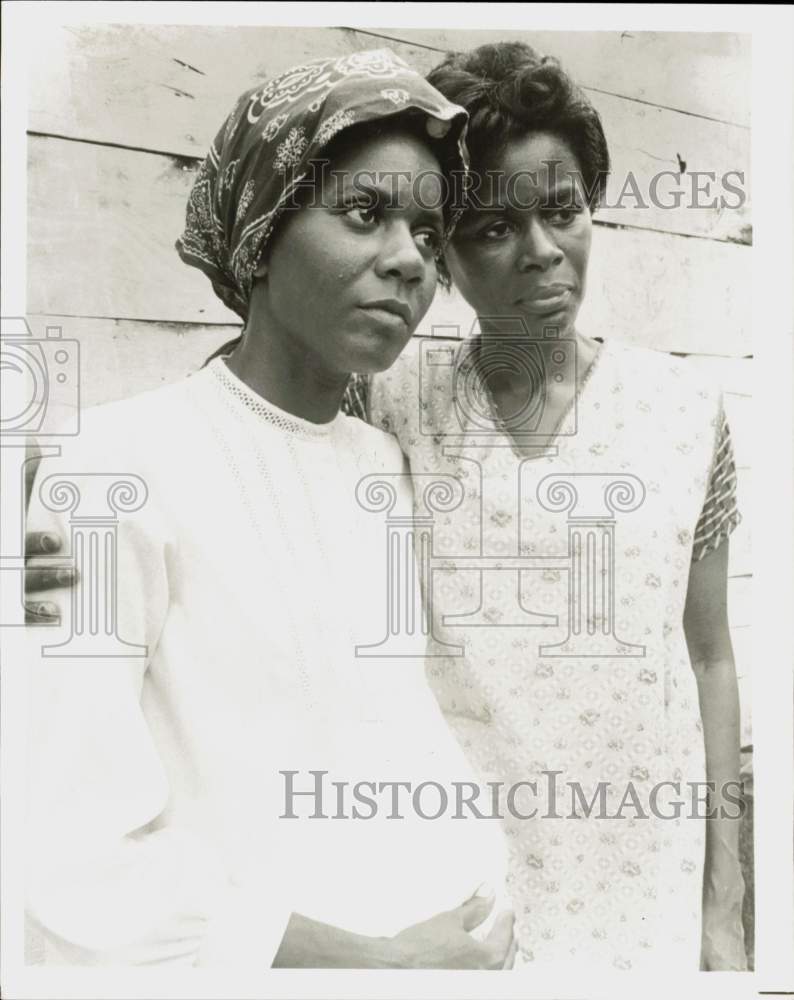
176, 49, 469, 321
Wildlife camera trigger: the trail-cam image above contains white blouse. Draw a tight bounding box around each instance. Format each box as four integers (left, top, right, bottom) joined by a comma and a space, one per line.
25, 358, 507, 967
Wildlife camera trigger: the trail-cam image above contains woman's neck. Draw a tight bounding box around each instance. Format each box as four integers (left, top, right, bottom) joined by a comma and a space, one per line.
224, 323, 350, 426
476, 327, 598, 394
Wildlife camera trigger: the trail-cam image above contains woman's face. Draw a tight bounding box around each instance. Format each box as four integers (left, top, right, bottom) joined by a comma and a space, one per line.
254, 129, 445, 376
446, 131, 592, 338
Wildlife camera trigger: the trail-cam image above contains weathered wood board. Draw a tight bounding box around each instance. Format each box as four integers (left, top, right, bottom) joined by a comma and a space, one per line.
350, 27, 751, 126
28, 26, 750, 149
27, 25, 750, 243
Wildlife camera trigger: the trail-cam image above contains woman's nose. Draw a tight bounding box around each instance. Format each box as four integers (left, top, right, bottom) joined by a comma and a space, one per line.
517, 217, 564, 271
375, 223, 426, 284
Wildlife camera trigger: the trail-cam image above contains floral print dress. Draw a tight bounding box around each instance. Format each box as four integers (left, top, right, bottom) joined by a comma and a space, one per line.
349, 333, 741, 971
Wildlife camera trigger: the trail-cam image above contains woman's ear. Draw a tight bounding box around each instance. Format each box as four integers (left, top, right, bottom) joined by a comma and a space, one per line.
253, 260, 268, 279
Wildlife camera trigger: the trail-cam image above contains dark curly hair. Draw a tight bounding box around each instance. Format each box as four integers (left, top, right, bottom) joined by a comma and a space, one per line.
427, 42, 611, 210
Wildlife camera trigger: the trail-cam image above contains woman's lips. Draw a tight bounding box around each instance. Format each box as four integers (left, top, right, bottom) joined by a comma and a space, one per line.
358, 305, 410, 332
516, 288, 572, 316
359, 298, 413, 326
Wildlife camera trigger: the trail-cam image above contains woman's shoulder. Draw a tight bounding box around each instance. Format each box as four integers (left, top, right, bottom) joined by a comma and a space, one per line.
605, 338, 722, 402
59, 372, 203, 465
341, 410, 407, 474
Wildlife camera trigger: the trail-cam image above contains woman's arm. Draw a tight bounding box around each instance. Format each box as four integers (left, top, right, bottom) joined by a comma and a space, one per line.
683, 539, 747, 971
272, 894, 515, 969
24, 429, 293, 966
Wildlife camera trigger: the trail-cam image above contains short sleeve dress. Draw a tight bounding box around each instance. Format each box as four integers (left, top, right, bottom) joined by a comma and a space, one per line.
346, 334, 742, 971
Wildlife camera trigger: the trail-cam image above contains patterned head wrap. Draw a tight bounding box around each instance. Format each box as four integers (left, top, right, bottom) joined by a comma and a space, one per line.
176, 49, 469, 320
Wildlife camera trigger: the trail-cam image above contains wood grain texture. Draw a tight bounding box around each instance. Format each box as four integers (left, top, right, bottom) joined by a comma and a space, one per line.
27, 24, 412, 156
28, 25, 750, 147
580, 225, 751, 356
590, 91, 750, 244
23, 315, 235, 410
27, 137, 227, 324
351, 27, 751, 126
27, 135, 751, 355
27, 25, 751, 244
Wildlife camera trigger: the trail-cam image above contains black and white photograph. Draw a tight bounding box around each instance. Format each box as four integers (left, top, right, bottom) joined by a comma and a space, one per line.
1, 3, 792, 999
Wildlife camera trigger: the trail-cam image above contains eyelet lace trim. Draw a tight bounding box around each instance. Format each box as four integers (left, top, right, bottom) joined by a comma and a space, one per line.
209, 356, 344, 438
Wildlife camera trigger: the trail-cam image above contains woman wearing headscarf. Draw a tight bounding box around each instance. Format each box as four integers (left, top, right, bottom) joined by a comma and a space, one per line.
24, 50, 513, 970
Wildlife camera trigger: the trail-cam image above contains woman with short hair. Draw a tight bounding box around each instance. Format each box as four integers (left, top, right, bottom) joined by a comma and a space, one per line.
344, 41, 746, 972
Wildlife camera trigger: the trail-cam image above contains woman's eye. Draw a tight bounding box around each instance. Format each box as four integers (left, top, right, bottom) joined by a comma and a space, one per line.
344, 203, 379, 226
545, 207, 582, 226
415, 230, 443, 254
479, 220, 513, 241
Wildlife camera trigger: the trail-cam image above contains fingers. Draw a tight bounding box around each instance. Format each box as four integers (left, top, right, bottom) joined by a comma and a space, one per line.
25, 600, 60, 625
25, 531, 62, 558
24, 563, 76, 594
502, 931, 519, 970
458, 888, 496, 932
24, 533, 73, 598
483, 909, 516, 968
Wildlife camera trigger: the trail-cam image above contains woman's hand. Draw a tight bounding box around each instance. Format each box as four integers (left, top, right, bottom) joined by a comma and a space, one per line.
24, 441, 74, 624
272, 890, 517, 969
701, 879, 747, 970
389, 891, 517, 969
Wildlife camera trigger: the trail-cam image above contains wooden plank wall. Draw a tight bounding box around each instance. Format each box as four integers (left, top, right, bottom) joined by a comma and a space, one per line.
26, 25, 752, 743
